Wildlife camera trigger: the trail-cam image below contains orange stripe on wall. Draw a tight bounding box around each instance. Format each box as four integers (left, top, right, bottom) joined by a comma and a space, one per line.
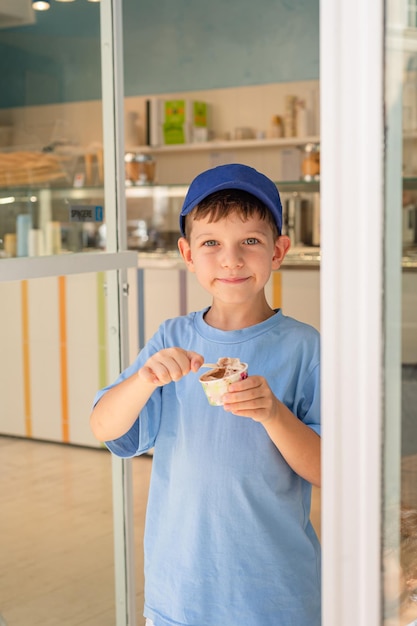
21, 280, 32, 438
272, 271, 282, 309
58, 276, 70, 443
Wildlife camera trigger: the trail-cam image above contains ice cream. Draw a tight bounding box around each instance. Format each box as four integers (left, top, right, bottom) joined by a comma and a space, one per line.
199, 358, 245, 382
199, 357, 248, 406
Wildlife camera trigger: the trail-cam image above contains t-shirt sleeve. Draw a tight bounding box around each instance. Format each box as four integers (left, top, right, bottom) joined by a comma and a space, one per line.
92, 331, 165, 457
299, 362, 321, 437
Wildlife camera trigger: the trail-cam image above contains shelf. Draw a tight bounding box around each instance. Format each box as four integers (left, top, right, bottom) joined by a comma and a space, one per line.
130, 136, 321, 155
277, 180, 320, 192
0, 185, 104, 198
3, 177, 417, 197
0, 181, 321, 198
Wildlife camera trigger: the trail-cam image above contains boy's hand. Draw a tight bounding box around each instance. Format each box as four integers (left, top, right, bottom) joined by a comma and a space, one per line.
138, 348, 204, 386
222, 375, 280, 424
224, 375, 321, 487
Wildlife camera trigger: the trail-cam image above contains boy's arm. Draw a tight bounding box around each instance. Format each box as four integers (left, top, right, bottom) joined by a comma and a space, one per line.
260, 402, 321, 487
90, 373, 157, 443
223, 375, 321, 487
90, 347, 204, 443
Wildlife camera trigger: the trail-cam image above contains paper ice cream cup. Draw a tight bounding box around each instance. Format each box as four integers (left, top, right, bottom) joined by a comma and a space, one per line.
199, 362, 248, 406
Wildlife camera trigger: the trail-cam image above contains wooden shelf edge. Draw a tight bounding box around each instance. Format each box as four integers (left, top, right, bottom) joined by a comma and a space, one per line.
129, 136, 321, 154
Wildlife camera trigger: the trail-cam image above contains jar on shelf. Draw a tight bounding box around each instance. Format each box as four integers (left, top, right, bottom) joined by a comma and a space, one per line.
269, 115, 284, 138
301, 143, 320, 181
124, 152, 156, 185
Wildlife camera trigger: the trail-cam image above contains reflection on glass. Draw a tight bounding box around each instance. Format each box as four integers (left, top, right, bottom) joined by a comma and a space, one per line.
0, 188, 105, 257
384, 2, 417, 624
0, 271, 118, 623
384, 507, 417, 626
0, 2, 105, 258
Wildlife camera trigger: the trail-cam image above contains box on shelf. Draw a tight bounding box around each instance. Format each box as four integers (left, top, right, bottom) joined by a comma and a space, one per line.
147, 98, 209, 146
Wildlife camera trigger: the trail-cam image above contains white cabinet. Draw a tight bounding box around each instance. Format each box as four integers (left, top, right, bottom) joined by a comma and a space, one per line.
280, 268, 320, 331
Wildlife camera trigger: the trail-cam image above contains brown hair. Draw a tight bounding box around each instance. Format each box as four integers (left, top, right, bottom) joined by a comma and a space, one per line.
183, 189, 280, 240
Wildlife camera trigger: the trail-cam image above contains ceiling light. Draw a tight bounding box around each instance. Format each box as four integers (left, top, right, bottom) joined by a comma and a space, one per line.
54, 0, 76, 3
32, 0, 51, 9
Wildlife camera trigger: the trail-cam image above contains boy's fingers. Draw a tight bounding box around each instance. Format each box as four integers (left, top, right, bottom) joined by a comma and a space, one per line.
186, 351, 204, 372
139, 366, 160, 385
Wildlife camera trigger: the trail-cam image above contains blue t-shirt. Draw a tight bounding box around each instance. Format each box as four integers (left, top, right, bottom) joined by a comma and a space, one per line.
96, 308, 321, 626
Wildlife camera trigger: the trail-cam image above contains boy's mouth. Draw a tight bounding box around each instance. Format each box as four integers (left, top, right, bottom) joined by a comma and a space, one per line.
217, 276, 248, 284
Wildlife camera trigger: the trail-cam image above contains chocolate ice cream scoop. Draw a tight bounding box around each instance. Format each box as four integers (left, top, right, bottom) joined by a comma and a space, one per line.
199, 358, 248, 406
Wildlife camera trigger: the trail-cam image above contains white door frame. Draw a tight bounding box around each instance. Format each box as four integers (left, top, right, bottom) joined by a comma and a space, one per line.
320, 1, 384, 625
2, 1, 387, 624
101, 1, 137, 624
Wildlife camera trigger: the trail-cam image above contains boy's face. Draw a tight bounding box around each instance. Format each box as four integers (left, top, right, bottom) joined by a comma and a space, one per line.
178, 212, 290, 307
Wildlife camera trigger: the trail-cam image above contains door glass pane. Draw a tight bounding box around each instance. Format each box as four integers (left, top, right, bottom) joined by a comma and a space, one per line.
0, 3, 106, 257
122, 2, 321, 624
0, 268, 134, 624
384, 3, 417, 624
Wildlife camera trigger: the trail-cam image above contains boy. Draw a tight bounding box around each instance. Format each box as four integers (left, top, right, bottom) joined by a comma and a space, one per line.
90, 163, 321, 626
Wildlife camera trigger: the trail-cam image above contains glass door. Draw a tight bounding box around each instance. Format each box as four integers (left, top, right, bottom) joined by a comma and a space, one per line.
0, 1, 137, 624
321, 1, 417, 625
383, 1, 417, 624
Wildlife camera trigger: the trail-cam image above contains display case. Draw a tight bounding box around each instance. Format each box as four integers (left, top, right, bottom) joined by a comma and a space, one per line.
125, 184, 188, 252
0, 187, 105, 258
1, 178, 417, 261
0, 180, 323, 258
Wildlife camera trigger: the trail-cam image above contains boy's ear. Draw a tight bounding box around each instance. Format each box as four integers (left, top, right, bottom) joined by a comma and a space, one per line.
272, 235, 291, 269
178, 237, 195, 272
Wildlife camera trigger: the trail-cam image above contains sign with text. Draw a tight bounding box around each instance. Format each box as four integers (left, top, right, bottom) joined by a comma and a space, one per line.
69, 205, 104, 222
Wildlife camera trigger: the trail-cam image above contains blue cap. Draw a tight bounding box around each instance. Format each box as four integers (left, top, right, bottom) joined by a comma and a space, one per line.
179, 163, 282, 237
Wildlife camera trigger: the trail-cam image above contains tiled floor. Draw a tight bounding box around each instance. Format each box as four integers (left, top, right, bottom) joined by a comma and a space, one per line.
0, 436, 152, 626
0, 436, 321, 626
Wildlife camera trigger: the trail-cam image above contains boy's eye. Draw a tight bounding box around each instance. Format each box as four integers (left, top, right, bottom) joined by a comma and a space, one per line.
203, 240, 218, 247
244, 237, 259, 245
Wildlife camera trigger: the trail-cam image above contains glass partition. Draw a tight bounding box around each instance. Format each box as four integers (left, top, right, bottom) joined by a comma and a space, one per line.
383, 2, 417, 625
0, 1, 106, 257
0, 1, 138, 624
0, 266, 136, 624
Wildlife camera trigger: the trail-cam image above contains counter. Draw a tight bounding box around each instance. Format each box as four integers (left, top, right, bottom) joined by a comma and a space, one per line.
135, 246, 322, 270
135, 246, 417, 365
135, 246, 417, 271
0, 246, 415, 449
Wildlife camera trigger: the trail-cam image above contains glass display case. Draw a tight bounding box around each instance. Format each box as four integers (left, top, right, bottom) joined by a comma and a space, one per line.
1, 178, 416, 261
0, 181, 323, 258
0, 186, 105, 257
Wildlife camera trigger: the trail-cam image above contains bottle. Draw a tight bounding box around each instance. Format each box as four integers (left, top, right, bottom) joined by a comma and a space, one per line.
301, 143, 320, 181
270, 115, 283, 138
124, 153, 156, 185
296, 99, 310, 137
283, 95, 297, 137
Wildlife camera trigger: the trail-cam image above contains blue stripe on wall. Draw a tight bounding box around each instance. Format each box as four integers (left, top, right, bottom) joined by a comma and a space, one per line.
179, 270, 187, 317
137, 269, 145, 350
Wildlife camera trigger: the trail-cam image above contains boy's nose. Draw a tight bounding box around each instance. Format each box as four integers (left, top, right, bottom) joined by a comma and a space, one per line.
220, 246, 244, 268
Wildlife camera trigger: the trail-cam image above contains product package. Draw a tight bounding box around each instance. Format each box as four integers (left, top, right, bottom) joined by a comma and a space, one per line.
147, 98, 209, 146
